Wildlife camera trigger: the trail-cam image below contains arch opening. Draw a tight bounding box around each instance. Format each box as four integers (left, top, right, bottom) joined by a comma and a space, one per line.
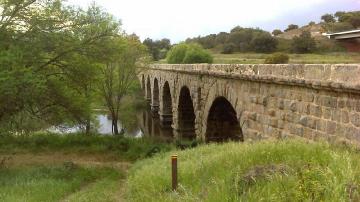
146, 76, 151, 102
177, 86, 196, 139
205, 97, 243, 142
161, 81, 173, 127
151, 78, 160, 116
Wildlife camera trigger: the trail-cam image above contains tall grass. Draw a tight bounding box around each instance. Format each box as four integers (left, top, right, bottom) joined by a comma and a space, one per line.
126, 139, 360, 201
0, 133, 174, 161
0, 164, 122, 202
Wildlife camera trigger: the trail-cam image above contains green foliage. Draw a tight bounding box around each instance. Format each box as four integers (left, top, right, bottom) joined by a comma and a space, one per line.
183, 44, 213, 64
127, 140, 360, 201
272, 29, 283, 36
250, 32, 278, 53
323, 11, 360, 32
166, 43, 213, 64
291, 31, 316, 53
221, 43, 236, 54
143, 38, 171, 61
321, 13, 335, 23
264, 53, 289, 64
284, 24, 299, 32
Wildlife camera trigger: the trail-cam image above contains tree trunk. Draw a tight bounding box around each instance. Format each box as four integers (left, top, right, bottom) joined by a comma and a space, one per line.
112, 118, 119, 135
85, 119, 91, 135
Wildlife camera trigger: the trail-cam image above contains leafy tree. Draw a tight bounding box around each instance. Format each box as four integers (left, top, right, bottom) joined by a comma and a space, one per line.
221, 43, 236, 54
272, 29, 283, 36
0, 0, 121, 134
166, 43, 213, 64
321, 14, 335, 23
284, 24, 299, 32
143, 38, 171, 61
250, 32, 278, 53
99, 36, 148, 135
291, 31, 316, 53
183, 44, 213, 64
308, 21, 316, 26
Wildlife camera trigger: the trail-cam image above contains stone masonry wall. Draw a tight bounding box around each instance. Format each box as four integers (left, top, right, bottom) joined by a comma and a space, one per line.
141, 64, 360, 143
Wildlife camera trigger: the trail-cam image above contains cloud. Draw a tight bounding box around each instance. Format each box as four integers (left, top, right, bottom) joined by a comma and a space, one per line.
67, 0, 358, 42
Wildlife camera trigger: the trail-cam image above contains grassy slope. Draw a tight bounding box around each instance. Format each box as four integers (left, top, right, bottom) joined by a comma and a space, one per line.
213, 52, 360, 64
127, 139, 360, 202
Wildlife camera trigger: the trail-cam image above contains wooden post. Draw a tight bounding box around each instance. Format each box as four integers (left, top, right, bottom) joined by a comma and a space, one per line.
171, 154, 178, 191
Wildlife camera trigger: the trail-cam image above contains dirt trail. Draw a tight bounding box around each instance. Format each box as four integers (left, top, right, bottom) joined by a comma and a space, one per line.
0, 153, 132, 202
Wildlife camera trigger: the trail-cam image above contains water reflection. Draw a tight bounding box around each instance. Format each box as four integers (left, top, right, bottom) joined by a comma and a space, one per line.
49, 108, 174, 140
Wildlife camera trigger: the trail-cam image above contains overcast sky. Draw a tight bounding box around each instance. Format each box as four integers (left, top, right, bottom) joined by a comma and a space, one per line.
67, 0, 359, 43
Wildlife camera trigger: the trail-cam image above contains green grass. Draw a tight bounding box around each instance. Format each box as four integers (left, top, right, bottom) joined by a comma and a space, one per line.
0, 164, 122, 202
126, 139, 360, 201
0, 133, 174, 161
213, 52, 360, 64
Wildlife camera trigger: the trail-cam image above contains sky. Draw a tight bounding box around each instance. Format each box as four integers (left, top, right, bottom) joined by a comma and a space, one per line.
67, 0, 360, 43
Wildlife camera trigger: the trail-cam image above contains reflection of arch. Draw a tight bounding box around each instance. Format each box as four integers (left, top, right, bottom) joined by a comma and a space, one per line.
146, 76, 151, 101
177, 86, 196, 139
161, 81, 173, 126
205, 97, 243, 142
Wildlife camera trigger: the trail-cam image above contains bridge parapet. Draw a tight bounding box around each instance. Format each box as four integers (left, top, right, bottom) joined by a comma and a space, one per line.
150, 64, 360, 93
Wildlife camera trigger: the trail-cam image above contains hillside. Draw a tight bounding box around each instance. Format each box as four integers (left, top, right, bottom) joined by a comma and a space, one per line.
127, 140, 360, 201
277, 23, 326, 40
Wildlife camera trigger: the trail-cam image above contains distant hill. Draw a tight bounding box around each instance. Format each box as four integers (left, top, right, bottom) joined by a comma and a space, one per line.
277, 23, 327, 40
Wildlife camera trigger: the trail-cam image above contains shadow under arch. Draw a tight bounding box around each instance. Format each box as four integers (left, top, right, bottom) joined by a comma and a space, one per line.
146, 76, 151, 102
205, 96, 243, 142
177, 86, 196, 140
161, 81, 173, 127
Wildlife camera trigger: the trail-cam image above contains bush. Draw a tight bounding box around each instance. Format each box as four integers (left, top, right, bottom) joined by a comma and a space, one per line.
291, 31, 316, 53
221, 43, 235, 54
264, 53, 289, 64
250, 32, 278, 53
166, 43, 213, 64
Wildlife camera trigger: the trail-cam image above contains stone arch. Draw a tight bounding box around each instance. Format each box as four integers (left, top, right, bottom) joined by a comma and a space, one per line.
161, 81, 173, 127
205, 96, 243, 142
146, 76, 151, 101
152, 78, 160, 115
177, 86, 196, 139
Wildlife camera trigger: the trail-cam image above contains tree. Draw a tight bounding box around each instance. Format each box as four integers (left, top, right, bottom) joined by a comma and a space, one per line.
166, 43, 213, 64
250, 32, 278, 53
291, 31, 316, 53
100, 36, 147, 135
0, 0, 121, 133
284, 24, 299, 32
272, 29, 283, 36
143, 38, 171, 61
321, 14, 335, 23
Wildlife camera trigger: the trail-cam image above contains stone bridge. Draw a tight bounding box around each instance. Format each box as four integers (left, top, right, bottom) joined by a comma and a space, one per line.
139, 64, 360, 143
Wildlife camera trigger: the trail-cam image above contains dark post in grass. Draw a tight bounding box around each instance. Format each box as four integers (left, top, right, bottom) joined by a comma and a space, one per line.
171, 154, 178, 191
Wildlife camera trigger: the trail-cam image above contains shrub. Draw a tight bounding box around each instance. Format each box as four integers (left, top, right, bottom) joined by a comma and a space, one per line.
264, 53, 289, 64
250, 32, 278, 53
221, 43, 235, 54
166, 43, 188, 64
166, 43, 213, 64
291, 31, 316, 53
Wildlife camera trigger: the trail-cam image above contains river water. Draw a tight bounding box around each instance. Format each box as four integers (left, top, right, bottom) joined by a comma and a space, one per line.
49, 108, 174, 140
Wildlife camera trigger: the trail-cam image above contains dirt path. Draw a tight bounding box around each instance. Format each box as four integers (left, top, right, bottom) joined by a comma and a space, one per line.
1, 153, 132, 202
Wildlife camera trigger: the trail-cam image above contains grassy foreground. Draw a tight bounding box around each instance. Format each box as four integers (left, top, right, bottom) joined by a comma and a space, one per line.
0, 133, 174, 202
127, 139, 360, 201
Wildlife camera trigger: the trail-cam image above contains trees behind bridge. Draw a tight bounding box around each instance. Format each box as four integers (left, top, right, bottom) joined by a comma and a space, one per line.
166, 43, 213, 64
0, 0, 147, 135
